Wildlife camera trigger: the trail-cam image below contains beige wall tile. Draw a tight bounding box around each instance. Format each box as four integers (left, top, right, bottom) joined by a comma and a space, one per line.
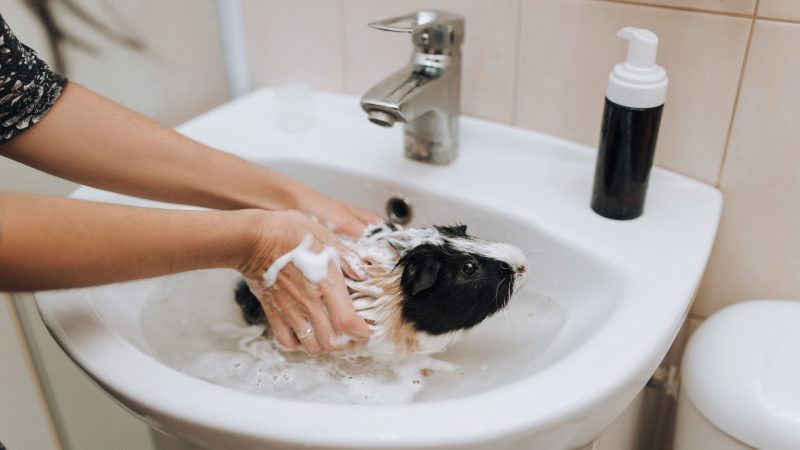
2, 0, 227, 196
694, 20, 800, 317
4, 0, 228, 127
515, 0, 750, 185
342, 0, 520, 123
59, 0, 230, 127
242, 0, 346, 92
758, 0, 800, 21
604, 0, 756, 15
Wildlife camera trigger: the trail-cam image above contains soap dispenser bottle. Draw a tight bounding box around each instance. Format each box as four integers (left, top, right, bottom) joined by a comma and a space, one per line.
591, 27, 668, 220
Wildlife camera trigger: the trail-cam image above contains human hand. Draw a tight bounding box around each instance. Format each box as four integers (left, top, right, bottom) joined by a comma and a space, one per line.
237, 210, 372, 354
289, 186, 381, 239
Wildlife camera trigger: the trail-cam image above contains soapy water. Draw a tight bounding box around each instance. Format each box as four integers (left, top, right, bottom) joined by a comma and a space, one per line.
139, 270, 568, 404
181, 323, 455, 404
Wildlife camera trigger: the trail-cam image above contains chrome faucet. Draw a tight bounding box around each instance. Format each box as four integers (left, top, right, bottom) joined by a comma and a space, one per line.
360, 11, 464, 165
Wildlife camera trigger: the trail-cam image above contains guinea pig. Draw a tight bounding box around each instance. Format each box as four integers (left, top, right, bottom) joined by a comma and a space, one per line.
234, 222, 529, 356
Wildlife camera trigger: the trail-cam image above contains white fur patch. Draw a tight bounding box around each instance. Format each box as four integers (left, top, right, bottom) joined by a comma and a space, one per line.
338, 223, 529, 356
449, 239, 529, 293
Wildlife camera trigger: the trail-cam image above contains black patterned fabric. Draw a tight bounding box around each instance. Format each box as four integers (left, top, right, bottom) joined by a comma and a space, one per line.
0, 13, 66, 144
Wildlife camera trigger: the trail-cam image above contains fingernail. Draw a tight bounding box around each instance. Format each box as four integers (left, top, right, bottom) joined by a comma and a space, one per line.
351, 326, 372, 340
344, 252, 368, 280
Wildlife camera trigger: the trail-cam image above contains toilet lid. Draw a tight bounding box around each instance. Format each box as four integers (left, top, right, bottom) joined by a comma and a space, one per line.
682, 300, 800, 450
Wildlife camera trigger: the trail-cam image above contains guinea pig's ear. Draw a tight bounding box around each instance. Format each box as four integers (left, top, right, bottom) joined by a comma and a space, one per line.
455, 224, 467, 235
405, 258, 442, 296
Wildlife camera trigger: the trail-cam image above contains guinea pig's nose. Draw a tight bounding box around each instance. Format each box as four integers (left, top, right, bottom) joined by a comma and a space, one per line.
517, 262, 528, 274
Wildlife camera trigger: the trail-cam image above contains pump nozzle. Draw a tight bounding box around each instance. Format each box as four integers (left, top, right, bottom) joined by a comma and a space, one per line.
606, 26, 668, 109
618, 27, 659, 69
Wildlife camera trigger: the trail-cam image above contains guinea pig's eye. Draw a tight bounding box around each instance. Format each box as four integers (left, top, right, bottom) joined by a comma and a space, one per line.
462, 261, 478, 276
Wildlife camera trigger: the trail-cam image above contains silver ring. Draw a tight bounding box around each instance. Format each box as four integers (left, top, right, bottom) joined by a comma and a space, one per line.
297, 327, 314, 340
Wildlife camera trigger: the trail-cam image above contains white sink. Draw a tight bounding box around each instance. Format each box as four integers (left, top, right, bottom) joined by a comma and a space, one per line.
35, 89, 721, 450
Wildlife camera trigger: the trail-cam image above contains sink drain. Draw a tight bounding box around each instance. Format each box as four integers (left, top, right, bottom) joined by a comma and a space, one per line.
386, 196, 412, 225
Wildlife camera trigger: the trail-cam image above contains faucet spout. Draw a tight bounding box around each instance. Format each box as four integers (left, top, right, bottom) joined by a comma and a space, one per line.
360, 10, 464, 165
367, 110, 396, 128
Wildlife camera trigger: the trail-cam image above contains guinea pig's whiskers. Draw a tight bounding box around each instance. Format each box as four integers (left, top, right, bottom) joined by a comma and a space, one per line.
503, 278, 516, 335
493, 279, 504, 310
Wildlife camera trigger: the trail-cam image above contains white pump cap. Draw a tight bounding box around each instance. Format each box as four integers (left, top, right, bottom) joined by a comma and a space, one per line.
606, 27, 668, 109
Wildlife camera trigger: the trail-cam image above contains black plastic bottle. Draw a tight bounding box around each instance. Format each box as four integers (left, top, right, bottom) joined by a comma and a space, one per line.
591, 27, 668, 220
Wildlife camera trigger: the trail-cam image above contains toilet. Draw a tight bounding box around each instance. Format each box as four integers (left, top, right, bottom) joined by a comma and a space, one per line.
674, 300, 800, 450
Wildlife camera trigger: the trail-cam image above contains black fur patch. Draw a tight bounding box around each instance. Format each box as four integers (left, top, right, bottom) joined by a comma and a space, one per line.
436, 224, 468, 238
234, 280, 266, 325
398, 242, 516, 335
231, 224, 518, 340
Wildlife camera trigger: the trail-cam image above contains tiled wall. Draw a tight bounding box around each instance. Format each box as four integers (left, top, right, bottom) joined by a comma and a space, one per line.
243, 0, 800, 318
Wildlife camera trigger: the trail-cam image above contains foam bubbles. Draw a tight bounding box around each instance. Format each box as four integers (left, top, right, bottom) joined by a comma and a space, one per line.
262, 234, 338, 287
181, 323, 455, 405
139, 269, 568, 405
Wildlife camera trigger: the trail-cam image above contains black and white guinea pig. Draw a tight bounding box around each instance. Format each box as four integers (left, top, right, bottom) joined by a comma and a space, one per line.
234, 222, 529, 356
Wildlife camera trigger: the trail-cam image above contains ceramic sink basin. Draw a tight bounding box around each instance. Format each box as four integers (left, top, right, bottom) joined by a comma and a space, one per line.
35, 89, 721, 450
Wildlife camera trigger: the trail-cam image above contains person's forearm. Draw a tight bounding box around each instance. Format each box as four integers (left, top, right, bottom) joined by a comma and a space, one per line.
0, 83, 308, 211
0, 193, 257, 291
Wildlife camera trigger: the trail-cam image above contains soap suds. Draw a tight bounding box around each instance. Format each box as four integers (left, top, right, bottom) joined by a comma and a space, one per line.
181, 323, 455, 405
263, 234, 339, 287
139, 269, 568, 405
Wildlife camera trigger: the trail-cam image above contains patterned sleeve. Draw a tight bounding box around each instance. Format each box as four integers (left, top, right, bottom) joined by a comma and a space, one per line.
0, 13, 67, 144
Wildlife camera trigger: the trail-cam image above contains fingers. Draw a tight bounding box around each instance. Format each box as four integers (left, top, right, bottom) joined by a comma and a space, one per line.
336, 246, 367, 281
262, 264, 367, 355
305, 303, 340, 352
267, 272, 325, 355
261, 299, 299, 351
305, 221, 368, 281
345, 203, 382, 227
284, 310, 323, 355
245, 215, 372, 355
320, 263, 372, 339
326, 201, 380, 239
335, 219, 367, 240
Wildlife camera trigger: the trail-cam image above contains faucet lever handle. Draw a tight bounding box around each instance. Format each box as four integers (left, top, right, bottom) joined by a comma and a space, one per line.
369, 10, 464, 48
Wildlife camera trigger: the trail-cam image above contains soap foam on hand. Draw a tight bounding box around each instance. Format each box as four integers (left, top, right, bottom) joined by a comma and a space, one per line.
262, 234, 339, 288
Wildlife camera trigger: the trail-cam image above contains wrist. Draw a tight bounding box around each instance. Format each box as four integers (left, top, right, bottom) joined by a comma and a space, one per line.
230, 208, 276, 275
273, 175, 309, 211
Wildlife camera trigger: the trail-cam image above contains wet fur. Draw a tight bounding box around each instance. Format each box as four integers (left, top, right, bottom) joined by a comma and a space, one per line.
234, 223, 527, 356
